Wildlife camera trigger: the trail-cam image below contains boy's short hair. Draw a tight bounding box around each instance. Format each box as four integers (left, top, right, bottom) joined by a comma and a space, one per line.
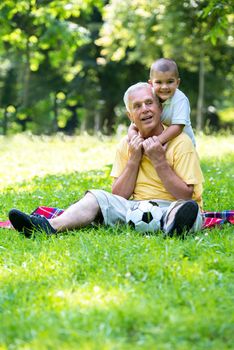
123, 82, 160, 112
150, 58, 179, 78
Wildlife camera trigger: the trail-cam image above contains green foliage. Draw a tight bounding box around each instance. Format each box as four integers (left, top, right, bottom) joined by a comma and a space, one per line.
0, 134, 233, 349
98, 0, 233, 64
0, 0, 107, 134
97, 0, 234, 123
219, 107, 234, 123
200, 0, 233, 45
0, 0, 233, 135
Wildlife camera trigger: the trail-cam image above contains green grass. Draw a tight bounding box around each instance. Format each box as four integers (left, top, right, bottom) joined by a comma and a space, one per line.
0, 133, 233, 350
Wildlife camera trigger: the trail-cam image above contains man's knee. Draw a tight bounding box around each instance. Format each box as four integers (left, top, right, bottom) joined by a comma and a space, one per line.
83, 192, 103, 222
83, 192, 100, 210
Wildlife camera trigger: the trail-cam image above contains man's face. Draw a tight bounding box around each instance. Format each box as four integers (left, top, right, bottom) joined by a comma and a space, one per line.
128, 86, 162, 138
150, 70, 180, 102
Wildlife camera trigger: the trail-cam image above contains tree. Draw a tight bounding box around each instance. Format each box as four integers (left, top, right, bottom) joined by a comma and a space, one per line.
97, 0, 234, 130
200, 0, 233, 45
0, 0, 232, 135
0, 0, 104, 134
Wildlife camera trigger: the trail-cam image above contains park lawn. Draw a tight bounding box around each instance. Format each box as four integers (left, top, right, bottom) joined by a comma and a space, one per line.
0, 133, 233, 350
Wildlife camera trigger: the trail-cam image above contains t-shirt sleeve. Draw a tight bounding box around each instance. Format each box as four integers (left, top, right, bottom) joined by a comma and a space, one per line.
110, 137, 129, 178
170, 96, 191, 126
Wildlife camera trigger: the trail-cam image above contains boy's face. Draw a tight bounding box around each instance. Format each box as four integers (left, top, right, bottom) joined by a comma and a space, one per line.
149, 70, 180, 102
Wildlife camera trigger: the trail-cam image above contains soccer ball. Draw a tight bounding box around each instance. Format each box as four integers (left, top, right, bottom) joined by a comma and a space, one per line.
126, 201, 163, 233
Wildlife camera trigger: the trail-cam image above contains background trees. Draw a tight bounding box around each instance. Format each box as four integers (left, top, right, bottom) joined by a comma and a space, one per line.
98, 0, 234, 131
0, 0, 233, 135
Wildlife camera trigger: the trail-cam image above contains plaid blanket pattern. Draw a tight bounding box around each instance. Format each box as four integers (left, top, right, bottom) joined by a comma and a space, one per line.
0, 206, 233, 230
202, 210, 234, 228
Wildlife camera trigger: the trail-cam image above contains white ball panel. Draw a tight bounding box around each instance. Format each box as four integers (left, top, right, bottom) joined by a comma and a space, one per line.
148, 219, 161, 232
138, 201, 152, 212
135, 221, 150, 232
151, 206, 163, 220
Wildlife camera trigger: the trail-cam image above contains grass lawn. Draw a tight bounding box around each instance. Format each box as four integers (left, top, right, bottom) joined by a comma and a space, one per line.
0, 133, 233, 350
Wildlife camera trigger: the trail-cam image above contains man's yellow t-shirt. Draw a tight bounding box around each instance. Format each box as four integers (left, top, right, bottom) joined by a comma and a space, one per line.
111, 132, 204, 208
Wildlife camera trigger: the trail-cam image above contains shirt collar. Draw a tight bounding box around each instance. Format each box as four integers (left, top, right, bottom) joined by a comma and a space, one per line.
162, 97, 172, 106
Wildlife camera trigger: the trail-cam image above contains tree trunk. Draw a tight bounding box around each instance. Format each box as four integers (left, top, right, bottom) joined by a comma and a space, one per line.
94, 112, 101, 134
196, 53, 205, 131
102, 102, 116, 134
3, 108, 8, 135
53, 93, 59, 133
22, 37, 31, 109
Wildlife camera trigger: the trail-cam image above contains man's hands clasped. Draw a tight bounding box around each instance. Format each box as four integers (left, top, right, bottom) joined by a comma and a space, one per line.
128, 135, 167, 166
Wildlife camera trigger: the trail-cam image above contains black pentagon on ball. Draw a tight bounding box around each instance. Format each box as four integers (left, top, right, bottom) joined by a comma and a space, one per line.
149, 201, 159, 206
142, 212, 153, 223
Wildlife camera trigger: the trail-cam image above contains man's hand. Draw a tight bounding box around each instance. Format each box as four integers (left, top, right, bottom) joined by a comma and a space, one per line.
128, 134, 144, 163
143, 136, 194, 200
112, 135, 144, 199
142, 136, 166, 165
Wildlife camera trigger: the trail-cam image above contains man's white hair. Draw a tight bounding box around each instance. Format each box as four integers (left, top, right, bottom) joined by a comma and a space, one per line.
123, 82, 154, 112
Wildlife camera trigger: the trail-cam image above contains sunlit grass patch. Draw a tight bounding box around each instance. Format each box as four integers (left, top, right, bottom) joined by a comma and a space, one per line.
0, 133, 233, 349
196, 132, 234, 159
0, 133, 116, 189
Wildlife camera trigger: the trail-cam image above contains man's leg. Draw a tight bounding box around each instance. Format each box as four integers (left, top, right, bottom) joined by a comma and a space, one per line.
9, 192, 100, 236
50, 192, 100, 231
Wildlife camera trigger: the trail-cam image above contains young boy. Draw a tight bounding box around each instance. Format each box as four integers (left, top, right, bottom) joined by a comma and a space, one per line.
128, 58, 196, 146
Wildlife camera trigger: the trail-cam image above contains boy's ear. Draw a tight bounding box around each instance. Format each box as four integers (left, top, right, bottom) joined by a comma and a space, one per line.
177, 78, 181, 87
148, 79, 152, 85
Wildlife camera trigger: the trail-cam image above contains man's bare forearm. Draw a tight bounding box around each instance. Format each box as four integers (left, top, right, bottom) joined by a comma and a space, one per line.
112, 160, 140, 199
154, 160, 193, 199
112, 135, 143, 199
143, 136, 193, 200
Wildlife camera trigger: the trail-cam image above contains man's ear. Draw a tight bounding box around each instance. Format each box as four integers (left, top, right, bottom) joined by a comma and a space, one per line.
127, 112, 133, 122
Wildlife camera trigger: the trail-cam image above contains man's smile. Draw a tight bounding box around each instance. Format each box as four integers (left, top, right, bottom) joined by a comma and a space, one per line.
141, 115, 153, 122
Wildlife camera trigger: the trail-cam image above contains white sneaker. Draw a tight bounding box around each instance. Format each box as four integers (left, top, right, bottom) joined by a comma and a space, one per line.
163, 200, 199, 237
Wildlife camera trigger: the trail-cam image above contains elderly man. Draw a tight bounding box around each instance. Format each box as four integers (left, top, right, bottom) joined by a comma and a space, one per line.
9, 82, 204, 237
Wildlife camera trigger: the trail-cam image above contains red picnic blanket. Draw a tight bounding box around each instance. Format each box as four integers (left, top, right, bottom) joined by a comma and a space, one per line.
0, 206, 233, 230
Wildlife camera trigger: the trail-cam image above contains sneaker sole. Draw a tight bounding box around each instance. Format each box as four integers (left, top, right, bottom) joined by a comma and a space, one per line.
167, 201, 199, 237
